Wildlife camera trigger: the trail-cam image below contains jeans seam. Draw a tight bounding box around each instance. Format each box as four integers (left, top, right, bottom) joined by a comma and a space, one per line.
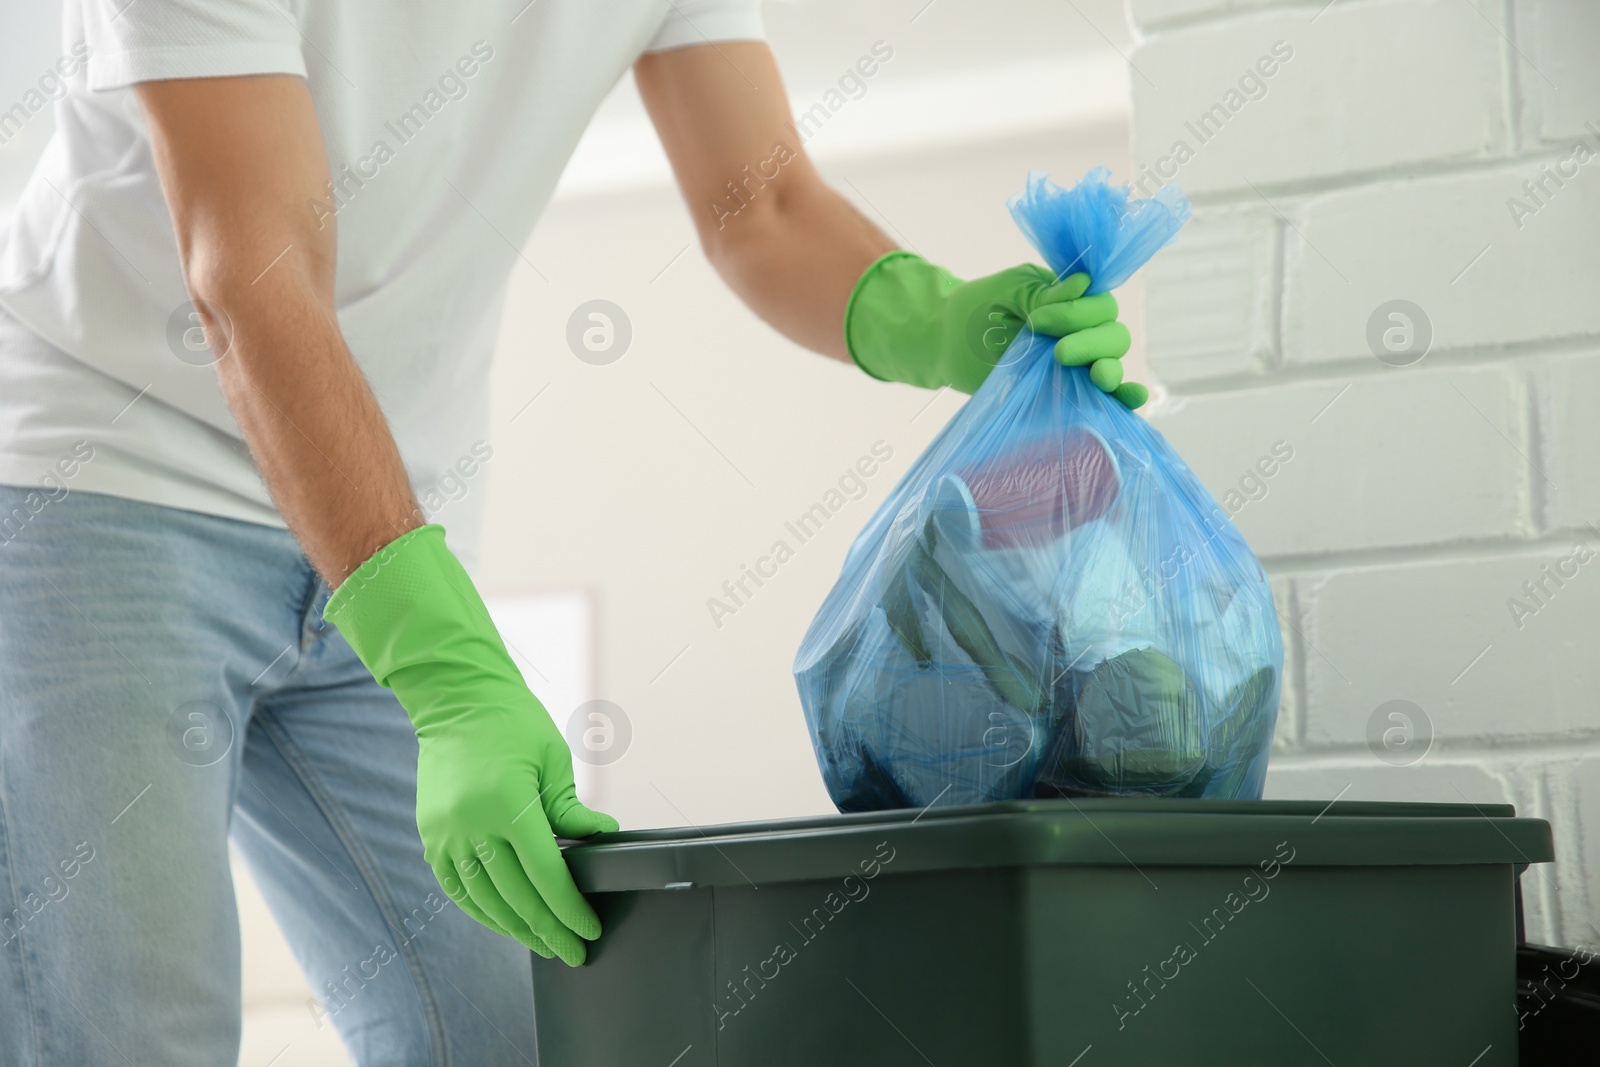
252, 709, 451, 1067
277, 569, 326, 685
0, 764, 44, 1065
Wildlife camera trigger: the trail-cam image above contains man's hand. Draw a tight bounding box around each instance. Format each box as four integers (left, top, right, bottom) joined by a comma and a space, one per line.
636, 42, 1145, 407
842, 253, 1145, 407
326, 525, 617, 965
1027, 274, 1143, 407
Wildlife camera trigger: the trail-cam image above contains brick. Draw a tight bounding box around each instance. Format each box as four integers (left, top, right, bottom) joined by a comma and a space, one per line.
1270, 575, 1300, 751
1263, 759, 1513, 806
1282, 164, 1600, 366
1297, 552, 1600, 746
1131, 0, 1511, 197
1143, 207, 1277, 384
1567, 755, 1600, 948
1533, 353, 1600, 533
1150, 364, 1532, 557
1517, 0, 1600, 145
1510, 758, 1561, 953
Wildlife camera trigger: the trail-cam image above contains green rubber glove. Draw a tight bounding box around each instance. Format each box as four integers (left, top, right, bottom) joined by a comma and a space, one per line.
325, 524, 617, 966
844, 250, 1147, 409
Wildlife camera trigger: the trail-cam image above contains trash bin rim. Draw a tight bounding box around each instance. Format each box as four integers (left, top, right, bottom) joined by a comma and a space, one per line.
558, 799, 1555, 894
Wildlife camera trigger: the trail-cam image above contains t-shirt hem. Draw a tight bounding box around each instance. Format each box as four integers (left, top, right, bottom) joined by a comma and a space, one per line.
88, 43, 308, 92
0, 451, 286, 531
644, 11, 765, 54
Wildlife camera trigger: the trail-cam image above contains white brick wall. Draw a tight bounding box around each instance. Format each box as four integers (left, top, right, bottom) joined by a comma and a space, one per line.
1516, 0, 1600, 144
1533, 353, 1600, 528
1134, 0, 1600, 950
1131, 0, 1512, 197
1282, 166, 1600, 365
1157, 367, 1535, 555
1142, 207, 1277, 382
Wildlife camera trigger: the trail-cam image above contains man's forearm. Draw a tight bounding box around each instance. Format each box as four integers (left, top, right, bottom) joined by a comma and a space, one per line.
138, 75, 423, 587
704, 178, 894, 361
201, 281, 421, 586
635, 42, 894, 361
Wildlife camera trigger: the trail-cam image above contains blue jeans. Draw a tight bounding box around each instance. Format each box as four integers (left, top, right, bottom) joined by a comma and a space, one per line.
0, 486, 536, 1065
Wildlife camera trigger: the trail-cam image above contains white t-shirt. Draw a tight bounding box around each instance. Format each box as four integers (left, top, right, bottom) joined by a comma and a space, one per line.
0, 0, 762, 567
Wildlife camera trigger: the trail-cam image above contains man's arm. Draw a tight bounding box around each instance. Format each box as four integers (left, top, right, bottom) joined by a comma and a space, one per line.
137, 75, 420, 585
138, 75, 614, 965
637, 42, 1144, 404
635, 42, 892, 361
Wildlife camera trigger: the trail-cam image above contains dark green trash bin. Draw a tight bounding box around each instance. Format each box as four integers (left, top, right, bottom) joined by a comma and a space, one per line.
530, 799, 1553, 1066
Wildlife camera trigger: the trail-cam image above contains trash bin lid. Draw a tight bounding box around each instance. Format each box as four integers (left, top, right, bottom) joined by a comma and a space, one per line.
559, 799, 1554, 894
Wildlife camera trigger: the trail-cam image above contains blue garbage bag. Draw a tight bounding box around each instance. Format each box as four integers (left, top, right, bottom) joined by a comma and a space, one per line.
794, 169, 1282, 812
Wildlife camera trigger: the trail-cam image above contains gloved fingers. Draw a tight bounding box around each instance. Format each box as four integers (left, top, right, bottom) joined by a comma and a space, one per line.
480, 840, 588, 965
546, 798, 619, 839
1054, 321, 1131, 366
449, 846, 556, 958
536, 764, 618, 837
1088, 356, 1124, 393
1035, 272, 1091, 304
510, 822, 604, 943
1027, 292, 1118, 336
1113, 381, 1151, 410
428, 857, 519, 943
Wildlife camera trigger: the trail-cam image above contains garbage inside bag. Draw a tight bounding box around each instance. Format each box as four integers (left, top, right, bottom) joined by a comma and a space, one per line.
794, 168, 1283, 812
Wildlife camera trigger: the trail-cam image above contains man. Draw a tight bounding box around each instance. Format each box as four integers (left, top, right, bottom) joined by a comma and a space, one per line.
0, 1, 1136, 1062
